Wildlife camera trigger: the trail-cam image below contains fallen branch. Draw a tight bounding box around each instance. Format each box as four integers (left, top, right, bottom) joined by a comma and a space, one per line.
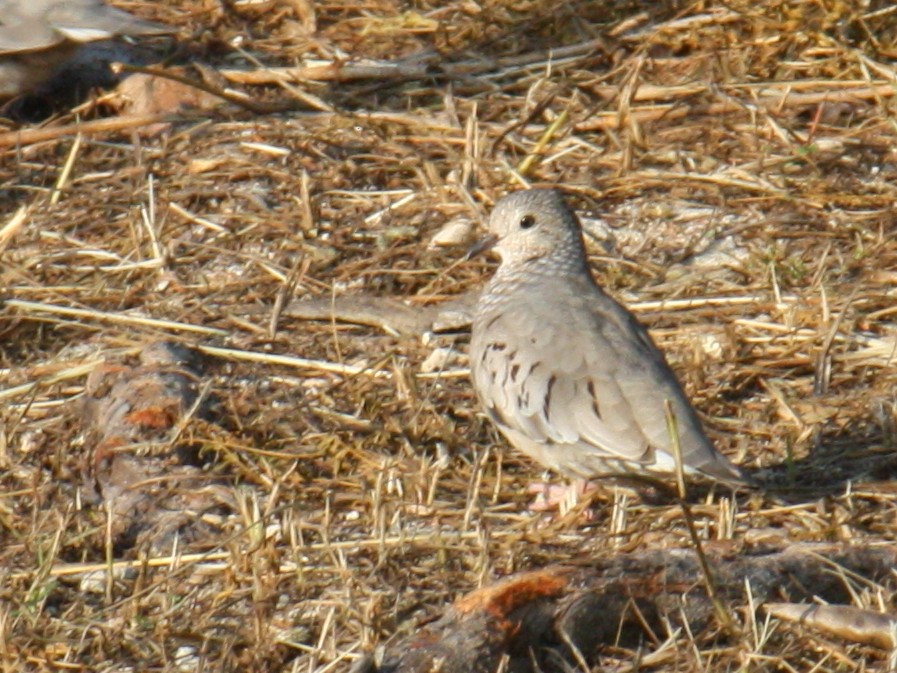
354, 542, 897, 673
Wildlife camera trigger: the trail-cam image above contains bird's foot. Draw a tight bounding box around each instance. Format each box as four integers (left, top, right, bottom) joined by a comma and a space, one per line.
527, 479, 597, 516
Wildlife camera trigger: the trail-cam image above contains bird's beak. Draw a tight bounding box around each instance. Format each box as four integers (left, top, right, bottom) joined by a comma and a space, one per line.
465, 233, 498, 260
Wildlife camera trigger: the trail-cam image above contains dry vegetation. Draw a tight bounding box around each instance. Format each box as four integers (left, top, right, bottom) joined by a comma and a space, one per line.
3, 0, 897, 670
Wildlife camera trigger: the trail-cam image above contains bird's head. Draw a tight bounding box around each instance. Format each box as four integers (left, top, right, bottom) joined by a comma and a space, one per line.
473, 189, 586, 268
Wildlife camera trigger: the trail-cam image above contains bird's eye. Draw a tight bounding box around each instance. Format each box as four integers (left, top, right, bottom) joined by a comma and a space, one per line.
519, 214, 536, 229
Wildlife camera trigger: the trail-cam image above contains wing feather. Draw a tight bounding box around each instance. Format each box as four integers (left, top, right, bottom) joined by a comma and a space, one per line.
471, 279, 727, 478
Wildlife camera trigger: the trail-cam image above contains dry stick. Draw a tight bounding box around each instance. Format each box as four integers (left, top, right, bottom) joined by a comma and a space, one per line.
198, 344, 391, 379
765, 603, 897, 650
664, 400, 688, 502
0, 360, 103, 402
813, 286, 860, 396
556, 624, 591, 673
636, 168, 787, 196
220, 37, 609, 86
489, 90, 558, 158
0, 113, 173, 148
637, 293, 793, 313
678, 501, 737, 636
50, 132, 81, 205
588, 79, 897, 105
575, 83, 897, 131
0, 205, 28, 253
8, 526, 486, 582
516, 107, 570, 177
231, 46, 335, 113
665, 400, 736, 635
162, 381, 214, 454
269, 263, 306, 339
6, 299, 227, 336
104, 497, 115, 604
113, 62, 302, 115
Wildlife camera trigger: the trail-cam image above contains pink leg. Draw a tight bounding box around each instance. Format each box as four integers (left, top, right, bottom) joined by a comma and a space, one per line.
527, 479, 597, 514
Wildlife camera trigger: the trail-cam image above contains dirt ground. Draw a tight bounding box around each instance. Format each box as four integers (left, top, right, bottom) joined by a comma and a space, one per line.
3, 0, 897, 671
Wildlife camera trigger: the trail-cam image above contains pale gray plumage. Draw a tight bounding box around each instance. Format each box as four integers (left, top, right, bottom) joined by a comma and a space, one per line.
0, 0, 170, 99
470, 189, 744, 485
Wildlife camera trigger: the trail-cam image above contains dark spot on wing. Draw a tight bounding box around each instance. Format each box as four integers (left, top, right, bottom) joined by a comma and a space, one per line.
587, 380, 602, 419
526, 361, 540, 379
485, 314, 503, 330
544, 375, 557, 419
510, 363, 520, 382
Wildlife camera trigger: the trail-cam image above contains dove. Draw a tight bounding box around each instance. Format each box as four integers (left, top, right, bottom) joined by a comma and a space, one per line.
469, 189, 745, 497
0, 0, 171, 99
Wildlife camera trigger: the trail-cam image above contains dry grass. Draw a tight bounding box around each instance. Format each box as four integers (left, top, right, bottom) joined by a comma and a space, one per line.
2, 0, 897, 670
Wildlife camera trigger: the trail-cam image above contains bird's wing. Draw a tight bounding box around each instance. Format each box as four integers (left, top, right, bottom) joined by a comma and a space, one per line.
42, 0, 170, 41
0, 6, 61, 52
0, 0, 168, 53
591, 299, 744, 481
587, 296, 715, 459
472, 284, 733, 477
472, 297, 653, 465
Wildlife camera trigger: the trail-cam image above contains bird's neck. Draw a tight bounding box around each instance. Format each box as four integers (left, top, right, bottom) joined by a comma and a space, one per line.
493, 252, 591, 284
